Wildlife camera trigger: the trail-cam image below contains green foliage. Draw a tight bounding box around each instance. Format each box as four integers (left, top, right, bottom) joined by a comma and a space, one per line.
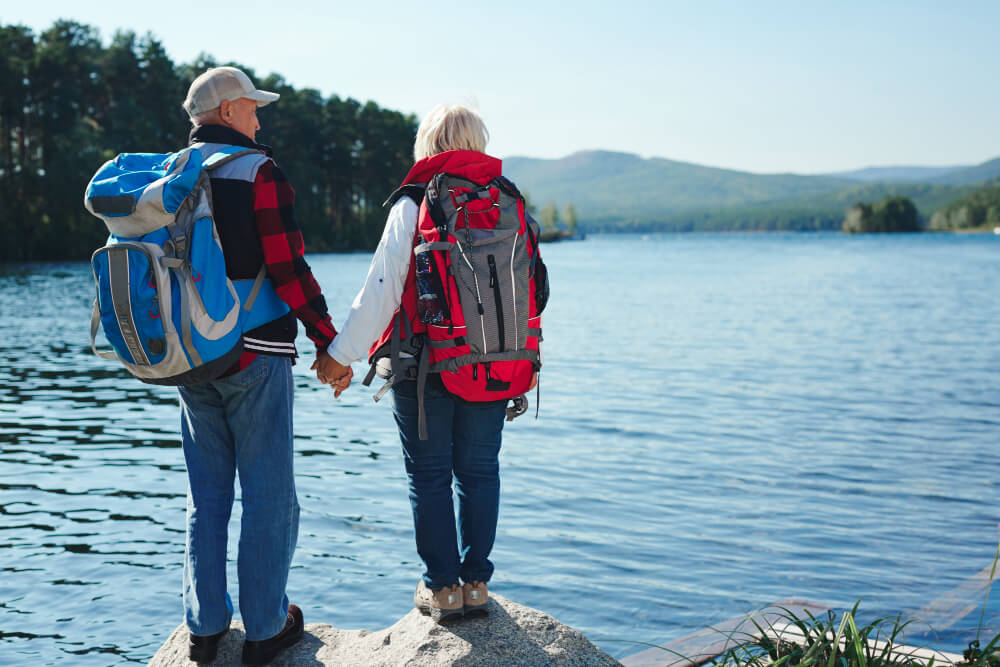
843, 196, 920, 234
963, 640, 1000, 667
702, 603, 1000, 667
539, 202, 559, 231
928, 181, 1000, 230
563, 203, 578, 233
0, 20, 417, 261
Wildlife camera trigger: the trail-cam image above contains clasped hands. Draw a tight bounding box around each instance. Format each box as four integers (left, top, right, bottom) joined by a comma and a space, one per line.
311, 351, 353, 398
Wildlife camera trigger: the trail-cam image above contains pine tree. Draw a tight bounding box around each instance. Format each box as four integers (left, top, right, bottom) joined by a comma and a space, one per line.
563, 203, 578, 234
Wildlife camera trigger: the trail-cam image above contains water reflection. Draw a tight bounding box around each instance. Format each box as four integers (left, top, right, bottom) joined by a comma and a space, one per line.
2, 237, 1000, 664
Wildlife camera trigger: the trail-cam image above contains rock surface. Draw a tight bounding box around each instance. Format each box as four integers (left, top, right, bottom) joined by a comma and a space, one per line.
149, 593, 621, 666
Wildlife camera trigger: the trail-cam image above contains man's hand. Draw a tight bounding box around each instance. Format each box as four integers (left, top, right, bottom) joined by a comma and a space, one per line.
311, 352, 353, 398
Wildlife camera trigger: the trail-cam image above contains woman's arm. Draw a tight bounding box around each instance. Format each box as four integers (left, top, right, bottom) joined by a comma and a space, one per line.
327, 197, 419, 366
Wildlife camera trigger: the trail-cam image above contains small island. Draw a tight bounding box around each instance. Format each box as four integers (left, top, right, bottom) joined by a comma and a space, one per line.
536, 201, 586, 242
842, 196, 920, 233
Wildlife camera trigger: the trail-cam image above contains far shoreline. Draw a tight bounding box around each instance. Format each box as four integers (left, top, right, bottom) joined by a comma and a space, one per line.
949, 223, 1000, 234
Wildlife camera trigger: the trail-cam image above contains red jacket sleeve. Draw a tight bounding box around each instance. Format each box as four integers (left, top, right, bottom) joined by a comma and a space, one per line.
252, 161, 337, 353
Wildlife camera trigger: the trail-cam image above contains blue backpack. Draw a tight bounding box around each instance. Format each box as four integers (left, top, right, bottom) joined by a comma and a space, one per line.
84, 145, 289, 385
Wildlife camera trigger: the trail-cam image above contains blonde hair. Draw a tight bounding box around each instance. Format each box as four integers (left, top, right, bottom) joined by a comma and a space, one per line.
413, 104, 489, 161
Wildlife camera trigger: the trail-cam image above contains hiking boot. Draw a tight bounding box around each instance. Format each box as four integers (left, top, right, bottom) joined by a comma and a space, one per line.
189, 627, 229, 663
241, 604, 304, 666
462, 581, 489, 618
414, 580, 463, 623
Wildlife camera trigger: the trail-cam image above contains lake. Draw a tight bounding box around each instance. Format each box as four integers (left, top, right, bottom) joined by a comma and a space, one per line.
2, 232, 999, 664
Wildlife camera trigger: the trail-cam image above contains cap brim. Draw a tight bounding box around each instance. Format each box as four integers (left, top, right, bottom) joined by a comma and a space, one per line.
247, 90, 280, 107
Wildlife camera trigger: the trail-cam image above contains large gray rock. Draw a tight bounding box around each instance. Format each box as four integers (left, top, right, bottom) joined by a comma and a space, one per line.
149, 593, 621, 666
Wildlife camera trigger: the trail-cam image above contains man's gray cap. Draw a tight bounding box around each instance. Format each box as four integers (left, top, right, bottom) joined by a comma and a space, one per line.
183, 66, 280, 116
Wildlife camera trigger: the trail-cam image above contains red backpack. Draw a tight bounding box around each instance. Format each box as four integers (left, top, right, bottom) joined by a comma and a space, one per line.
364, 153, 549, 439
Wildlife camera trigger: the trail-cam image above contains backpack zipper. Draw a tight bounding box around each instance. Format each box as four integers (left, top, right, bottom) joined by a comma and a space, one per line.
456, 243, 488, 352
509, 236, 518, 350
487, 254, 505, 352
445, 265, 454, 335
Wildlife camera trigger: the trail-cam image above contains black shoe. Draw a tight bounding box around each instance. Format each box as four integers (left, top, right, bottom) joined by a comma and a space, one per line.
189, 627, 229, 663
242, 604, 304, 666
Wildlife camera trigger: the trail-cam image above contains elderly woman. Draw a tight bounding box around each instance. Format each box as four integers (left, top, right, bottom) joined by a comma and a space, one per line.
319, 104, 545, 623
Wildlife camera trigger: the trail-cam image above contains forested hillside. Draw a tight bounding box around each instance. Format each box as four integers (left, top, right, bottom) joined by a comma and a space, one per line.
503, 151, 857, 220
0, 20, 416, 261
930, 157, 1000, 185
504, 151, 996, 232
928, 181, 1000, 230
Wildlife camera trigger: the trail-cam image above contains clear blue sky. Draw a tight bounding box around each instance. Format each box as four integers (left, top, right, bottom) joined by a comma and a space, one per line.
9, 0, 1000, 173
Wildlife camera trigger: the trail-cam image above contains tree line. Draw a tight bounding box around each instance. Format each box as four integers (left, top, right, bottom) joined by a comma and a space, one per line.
0, 20, 417, 262
842, 182, 1000, 234
928, 180, 1000, 230
842, 196, 920, 233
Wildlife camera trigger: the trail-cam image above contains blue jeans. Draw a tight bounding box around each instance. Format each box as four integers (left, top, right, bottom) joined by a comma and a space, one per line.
177, 354, 298, 641
391, 379, 507, 589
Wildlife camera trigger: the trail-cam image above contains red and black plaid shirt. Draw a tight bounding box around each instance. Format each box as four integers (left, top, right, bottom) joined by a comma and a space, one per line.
229, 161, 336, 373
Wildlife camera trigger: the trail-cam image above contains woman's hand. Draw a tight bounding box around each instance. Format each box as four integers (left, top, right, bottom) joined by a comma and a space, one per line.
312, 352, 353, 398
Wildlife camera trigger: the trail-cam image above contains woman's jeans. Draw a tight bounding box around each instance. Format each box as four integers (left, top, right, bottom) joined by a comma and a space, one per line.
177, 354, 298, 641
391, 378, 507, 590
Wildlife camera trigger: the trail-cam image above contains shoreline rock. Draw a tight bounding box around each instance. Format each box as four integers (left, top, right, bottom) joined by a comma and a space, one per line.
149, 593, 621, 666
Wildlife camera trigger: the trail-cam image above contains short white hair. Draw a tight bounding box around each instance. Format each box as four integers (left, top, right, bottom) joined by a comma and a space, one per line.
413, 104, 489, 161
189, 108, 220, 126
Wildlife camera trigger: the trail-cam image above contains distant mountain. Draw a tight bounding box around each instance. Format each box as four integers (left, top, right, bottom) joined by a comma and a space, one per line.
827, 165, 967, 182
827, 158, 1000, 185
502, 150, 999, 232
931, 157, 1000, 185
503, 151, 855, 220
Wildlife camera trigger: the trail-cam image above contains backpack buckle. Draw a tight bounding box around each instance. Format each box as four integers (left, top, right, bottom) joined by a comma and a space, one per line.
505, 395, 528, 422
171, 234, 187, 257
162, 233, 187, 259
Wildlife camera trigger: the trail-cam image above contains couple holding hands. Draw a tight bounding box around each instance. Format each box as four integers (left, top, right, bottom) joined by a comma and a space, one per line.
172, 67, 545, 665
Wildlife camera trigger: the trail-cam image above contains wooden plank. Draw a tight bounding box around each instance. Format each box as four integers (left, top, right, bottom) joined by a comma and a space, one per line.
911, 563, 996, 631
620, 600, 829, 667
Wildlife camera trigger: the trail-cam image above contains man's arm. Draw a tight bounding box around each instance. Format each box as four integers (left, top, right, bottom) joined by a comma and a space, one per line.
252, 161, 338, 354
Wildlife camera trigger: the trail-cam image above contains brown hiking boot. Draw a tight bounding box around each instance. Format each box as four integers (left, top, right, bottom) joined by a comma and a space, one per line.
241, 604, 304, 666
462, 581, 489, 618
414, 580, 463, 623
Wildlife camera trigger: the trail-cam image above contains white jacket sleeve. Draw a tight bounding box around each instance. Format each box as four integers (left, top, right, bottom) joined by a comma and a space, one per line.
328, 198, 419, 365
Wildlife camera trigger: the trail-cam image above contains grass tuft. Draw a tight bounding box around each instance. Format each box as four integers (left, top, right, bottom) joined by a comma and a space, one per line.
704, 604, 1000, 667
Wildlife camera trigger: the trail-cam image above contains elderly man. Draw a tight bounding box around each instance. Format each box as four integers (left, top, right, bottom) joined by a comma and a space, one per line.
177, 66, 347, 665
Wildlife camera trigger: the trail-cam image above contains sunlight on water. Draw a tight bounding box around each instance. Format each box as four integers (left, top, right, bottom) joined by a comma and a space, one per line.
2, 233, 999, 663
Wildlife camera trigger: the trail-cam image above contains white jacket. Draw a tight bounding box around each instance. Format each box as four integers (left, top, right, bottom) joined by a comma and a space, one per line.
328, 197, 418, 366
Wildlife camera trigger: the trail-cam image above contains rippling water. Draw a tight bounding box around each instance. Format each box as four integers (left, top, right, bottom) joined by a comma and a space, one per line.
2, 233, 1000, 664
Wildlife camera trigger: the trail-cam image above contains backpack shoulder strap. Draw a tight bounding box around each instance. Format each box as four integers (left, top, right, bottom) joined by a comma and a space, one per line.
383, 183, 427, 208
198, 146, 266, 172
492, 175, 523, 200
